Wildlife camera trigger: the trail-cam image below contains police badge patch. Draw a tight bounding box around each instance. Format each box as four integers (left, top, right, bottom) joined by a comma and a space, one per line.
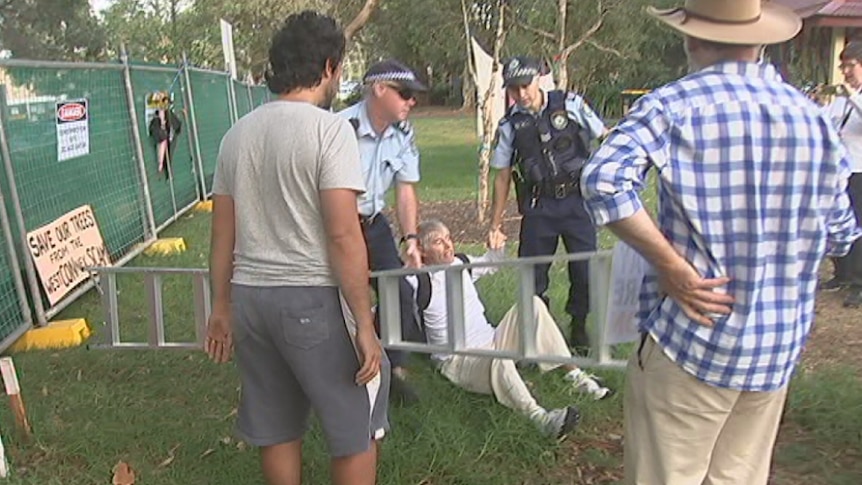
551, 111, 568, 130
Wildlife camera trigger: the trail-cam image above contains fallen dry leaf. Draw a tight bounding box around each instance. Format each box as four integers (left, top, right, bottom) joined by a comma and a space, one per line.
112, 461, 135, 485
223, 408, 238, 420
220, 436, 232, 445
200, 448, 216, 458
76, 369, 82, 382
41, 387, 48, 397
158, 455, 175, 468
158, 444, 180, 468
236, 441, 247, 452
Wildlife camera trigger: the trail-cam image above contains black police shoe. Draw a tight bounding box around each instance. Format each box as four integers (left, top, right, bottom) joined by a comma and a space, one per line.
821, 277, 848, 291
844, 287, 862, 308
570, 318, 590, 356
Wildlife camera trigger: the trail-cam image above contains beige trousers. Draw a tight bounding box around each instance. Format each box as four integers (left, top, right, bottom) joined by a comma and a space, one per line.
625, 335, 789, 485
439, 296, 571, 417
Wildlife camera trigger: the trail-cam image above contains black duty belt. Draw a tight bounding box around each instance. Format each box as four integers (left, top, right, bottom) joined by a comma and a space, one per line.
537, 181, 579, 199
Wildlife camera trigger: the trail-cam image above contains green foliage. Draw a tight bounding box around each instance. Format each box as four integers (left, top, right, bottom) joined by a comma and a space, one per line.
0, 0, 107, 60
359, 0, 478, 89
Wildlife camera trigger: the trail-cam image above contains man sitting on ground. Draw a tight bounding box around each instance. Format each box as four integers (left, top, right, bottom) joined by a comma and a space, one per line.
409, 220, 612, 438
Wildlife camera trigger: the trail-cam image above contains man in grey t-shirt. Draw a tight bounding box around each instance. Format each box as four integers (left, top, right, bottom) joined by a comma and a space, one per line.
206, 11, 388, 485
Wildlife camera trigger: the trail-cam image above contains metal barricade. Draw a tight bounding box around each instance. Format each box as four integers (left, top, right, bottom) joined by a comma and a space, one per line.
88, 250, 628, 369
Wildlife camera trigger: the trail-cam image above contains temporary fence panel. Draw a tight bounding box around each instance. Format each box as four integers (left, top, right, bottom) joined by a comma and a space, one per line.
0, 62, 151, 322
0, 56, 263, 349
187, 69, 232, 194
233, 79, 253, 119
129, 64, 199, 229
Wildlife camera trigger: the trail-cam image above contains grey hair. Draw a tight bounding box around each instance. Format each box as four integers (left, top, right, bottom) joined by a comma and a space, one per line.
841, 41, 862, 62
417, 219, 448, 248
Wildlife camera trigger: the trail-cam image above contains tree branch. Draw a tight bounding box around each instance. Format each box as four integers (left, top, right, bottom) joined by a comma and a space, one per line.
558, 0, 566, 52
461, 0, 478, 85
586, 39, 624, 58
504, 4, 554, 41
344, 0, 380, 40
559, 0, 605, 59
513, 19, 555, 41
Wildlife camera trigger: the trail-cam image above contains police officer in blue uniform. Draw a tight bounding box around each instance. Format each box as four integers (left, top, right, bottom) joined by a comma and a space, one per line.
487, 56, 608, 354
339, 59, 427, 402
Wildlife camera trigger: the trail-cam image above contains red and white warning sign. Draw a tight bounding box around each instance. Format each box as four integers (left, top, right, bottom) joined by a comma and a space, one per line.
56, 99, 90, 162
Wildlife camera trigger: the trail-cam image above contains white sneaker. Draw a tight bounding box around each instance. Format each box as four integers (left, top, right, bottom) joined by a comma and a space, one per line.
566, 369, 613, 400
533, 406, 580, 438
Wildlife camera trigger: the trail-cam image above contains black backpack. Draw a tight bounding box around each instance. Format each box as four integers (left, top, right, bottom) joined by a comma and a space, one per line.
414, 253, 471, 328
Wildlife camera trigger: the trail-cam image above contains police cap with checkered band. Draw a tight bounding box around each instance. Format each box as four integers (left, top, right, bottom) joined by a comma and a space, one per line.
363, 59, 428, 92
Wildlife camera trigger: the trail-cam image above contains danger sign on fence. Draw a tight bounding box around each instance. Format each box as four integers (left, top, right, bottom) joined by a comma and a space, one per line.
55, 99, 90, 162
26, 205, 111, 305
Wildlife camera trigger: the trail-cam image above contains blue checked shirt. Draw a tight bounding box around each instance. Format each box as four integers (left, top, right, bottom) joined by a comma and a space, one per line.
581, 62, 861, 392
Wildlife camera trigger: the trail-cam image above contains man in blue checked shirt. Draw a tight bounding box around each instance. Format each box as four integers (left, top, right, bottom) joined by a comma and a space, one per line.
580, 1, 861, 484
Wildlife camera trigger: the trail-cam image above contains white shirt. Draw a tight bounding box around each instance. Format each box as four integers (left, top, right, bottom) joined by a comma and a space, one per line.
826, 92, 862, 173
407, 249, 506, 362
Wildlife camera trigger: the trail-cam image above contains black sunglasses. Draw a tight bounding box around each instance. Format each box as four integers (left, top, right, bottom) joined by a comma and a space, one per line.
385, 83, 415, 101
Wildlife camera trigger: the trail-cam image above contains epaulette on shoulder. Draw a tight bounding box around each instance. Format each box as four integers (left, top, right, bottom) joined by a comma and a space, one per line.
395, 120, 412, 135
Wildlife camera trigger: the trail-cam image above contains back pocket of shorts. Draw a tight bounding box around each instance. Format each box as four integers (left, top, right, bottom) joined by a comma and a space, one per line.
281, 303, 331, 350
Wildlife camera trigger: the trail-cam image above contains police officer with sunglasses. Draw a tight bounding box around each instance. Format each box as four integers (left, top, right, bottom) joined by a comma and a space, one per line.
338, 59, 427, 403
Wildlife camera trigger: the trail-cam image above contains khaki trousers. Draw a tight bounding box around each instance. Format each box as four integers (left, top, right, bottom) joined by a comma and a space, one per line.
624, 335, 789, 485
439, 296, 571, 417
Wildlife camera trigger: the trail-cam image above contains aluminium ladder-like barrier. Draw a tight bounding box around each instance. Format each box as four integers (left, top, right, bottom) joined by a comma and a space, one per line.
88, 250, 629, 369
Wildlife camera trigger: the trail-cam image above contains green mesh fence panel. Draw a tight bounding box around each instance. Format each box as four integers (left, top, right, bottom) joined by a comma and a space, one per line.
0, 209, 26, 344
0, 64, 148, 317
233, 80, 252, 118
0, 66, 148, 262
189, 69, 232, 193
129, 66, 198, 227
252, 86, 272, 107
0, 58, 257, 345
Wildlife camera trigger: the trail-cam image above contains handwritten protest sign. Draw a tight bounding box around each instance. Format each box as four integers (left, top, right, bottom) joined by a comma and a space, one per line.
26, 205, 111, 306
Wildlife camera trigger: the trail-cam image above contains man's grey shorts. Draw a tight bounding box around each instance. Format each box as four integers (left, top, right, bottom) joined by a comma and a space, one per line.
231, 284, 390, 457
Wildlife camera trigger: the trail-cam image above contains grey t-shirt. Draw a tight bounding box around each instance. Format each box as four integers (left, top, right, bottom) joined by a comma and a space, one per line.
212, 100, 365, 287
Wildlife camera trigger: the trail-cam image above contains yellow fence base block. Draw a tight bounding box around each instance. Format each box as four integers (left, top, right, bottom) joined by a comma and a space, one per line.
9, 319, 91, 353
194, 200, 212, 212
144, 237, 187, 257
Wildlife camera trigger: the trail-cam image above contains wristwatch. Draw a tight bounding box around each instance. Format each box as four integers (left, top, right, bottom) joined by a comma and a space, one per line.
400, 233, 419, 245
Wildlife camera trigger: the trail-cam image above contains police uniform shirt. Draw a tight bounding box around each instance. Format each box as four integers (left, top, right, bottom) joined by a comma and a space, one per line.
490, 91, 606, 170
338, 101, 421, 216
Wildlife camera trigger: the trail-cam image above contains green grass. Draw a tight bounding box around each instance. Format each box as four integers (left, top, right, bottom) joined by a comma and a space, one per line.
0, 113, 858, 484
412, 115, 480, 202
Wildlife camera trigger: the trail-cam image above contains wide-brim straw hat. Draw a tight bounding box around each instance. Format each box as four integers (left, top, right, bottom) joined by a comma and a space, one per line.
648, 0, 802, 45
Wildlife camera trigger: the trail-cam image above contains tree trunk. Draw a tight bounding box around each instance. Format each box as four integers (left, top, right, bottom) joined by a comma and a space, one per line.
461, 61, 476, 110
460, 0, 478, 111
344, 0, 381, 40
476, 0, 506, 223
556, 0, 568, 90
